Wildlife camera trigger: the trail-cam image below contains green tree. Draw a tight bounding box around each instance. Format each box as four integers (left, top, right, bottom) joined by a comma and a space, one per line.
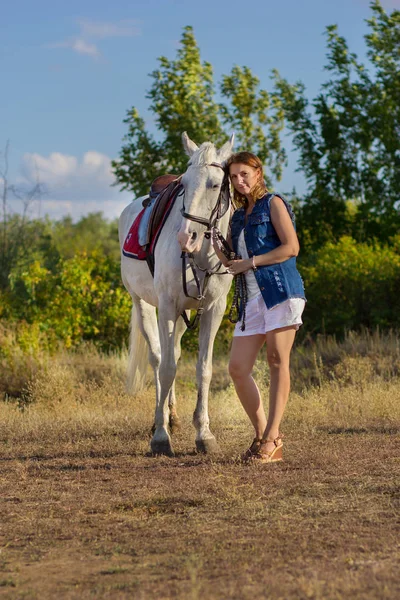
112, 26, 286, 195
273, 0, 400, 247
220, 66, 286, 186
50, 213, 120, 261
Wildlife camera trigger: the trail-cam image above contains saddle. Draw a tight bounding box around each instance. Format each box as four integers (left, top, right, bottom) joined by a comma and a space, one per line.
149, 174, 179, 201
142, 174, 181, 247
122, 174, 182, 273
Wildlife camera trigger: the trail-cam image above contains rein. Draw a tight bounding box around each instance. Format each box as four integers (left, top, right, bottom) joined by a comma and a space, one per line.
180, 252, 226, 330
211, 229, 248, 332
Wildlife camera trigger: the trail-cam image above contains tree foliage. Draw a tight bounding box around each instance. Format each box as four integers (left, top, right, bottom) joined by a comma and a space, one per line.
300, 235, 400, 335
112, 26, 286, 195
0, 211, 399, 351
4, 252, 131, 350
273, 0, 400, 247
50, 213, 120, 261
0, 212, 125, 350
219, 66, 286, 186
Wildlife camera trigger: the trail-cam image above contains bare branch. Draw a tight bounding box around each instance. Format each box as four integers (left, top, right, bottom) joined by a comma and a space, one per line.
0, 140, 47, 290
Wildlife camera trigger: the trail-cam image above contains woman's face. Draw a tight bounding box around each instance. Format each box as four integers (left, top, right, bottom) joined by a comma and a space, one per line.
229, 162, 261, 199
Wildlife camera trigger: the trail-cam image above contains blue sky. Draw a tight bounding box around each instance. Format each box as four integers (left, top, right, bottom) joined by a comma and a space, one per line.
1, 0, 398, 220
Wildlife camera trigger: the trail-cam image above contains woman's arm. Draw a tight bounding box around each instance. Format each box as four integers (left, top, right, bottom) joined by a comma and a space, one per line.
226, 196, 300, 275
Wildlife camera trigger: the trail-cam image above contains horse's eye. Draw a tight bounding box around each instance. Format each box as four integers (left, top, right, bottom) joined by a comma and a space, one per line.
212, 184, 220, 190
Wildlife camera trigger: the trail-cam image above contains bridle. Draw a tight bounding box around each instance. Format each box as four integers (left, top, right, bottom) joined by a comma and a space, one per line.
180, 162, 230, 236
179, 161, 232, 330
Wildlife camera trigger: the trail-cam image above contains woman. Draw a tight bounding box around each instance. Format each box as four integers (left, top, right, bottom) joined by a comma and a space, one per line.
212, 152, 306, 463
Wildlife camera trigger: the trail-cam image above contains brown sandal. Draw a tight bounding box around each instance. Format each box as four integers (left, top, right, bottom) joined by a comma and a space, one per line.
252, 435, 284, 464
241, 437, 262, 462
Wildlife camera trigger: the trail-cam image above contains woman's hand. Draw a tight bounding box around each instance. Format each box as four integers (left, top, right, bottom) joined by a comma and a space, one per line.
226, 258, 252, 275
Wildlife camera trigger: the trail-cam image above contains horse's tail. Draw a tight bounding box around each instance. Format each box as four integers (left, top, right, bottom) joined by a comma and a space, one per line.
126, 303, 148, 395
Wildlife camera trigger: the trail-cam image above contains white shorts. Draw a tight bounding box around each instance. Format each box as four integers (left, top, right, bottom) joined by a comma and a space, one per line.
233, 295, 306, 337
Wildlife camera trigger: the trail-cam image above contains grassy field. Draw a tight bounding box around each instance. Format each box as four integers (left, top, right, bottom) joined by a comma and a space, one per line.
1, 330, 399, 599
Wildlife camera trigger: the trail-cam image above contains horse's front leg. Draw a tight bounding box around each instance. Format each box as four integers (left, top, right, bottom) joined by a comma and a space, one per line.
193, 298, 226, 454
151, 299, 178, 456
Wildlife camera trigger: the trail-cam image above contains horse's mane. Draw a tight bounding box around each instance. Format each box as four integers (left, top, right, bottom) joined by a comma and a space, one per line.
190, 143, 217, 167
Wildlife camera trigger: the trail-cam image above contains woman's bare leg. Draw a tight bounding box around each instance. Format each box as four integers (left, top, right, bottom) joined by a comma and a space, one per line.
229, 334, 267, 438
263, 326, 297, 451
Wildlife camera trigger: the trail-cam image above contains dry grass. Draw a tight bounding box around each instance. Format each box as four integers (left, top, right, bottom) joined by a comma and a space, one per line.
0, 331, 399, 599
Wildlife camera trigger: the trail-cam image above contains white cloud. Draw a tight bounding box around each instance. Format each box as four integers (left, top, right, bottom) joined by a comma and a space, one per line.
71, 39, 100, 57
77, 19, 140, 39
49, 38, 100, 58
20, 151, 134, 220
48, 18, 140, 60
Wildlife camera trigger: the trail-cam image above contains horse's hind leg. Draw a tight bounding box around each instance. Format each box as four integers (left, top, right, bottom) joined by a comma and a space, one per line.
133, 296, 162, 411
151, 299, 179, 456
168, 313, 187, 432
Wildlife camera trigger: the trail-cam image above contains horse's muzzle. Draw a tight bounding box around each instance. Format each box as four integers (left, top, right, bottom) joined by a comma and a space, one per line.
177, 230, 203, 253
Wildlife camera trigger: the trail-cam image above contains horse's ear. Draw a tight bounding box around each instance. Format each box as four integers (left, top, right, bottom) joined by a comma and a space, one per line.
218, 133, 235, 164
182, 132, 199, 157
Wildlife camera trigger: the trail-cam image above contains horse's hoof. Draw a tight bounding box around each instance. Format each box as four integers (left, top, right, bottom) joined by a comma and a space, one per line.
151, 438, 175, 457
195, 437, 220, 454
169, 414, 181, 433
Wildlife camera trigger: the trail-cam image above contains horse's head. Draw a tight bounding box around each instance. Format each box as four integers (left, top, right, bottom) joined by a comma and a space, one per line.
177, 132, 234, 254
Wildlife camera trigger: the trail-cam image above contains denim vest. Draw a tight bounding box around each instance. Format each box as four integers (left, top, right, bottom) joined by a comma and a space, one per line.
230, 193, 306, 313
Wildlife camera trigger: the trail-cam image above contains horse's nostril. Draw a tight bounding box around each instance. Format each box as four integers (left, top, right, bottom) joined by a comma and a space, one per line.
191, 232, 197, 241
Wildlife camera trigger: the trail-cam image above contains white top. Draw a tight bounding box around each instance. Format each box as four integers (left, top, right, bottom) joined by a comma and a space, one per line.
238, 229, 261, 301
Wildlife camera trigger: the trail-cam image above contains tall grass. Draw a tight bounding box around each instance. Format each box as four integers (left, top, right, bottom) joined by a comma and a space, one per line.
1, 327, 399, 455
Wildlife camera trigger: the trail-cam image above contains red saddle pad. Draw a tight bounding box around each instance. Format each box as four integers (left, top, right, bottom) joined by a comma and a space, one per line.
122, 191, 178, 261
122, 207, 147, 260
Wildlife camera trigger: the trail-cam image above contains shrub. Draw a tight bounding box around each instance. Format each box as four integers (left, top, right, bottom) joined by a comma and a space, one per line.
300, 235, 400, 335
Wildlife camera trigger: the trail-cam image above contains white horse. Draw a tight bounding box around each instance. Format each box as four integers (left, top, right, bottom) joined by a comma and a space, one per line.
119, 132, 234, 456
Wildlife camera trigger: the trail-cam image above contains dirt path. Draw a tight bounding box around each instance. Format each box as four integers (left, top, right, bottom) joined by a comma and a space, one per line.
1, 430, 399, 599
